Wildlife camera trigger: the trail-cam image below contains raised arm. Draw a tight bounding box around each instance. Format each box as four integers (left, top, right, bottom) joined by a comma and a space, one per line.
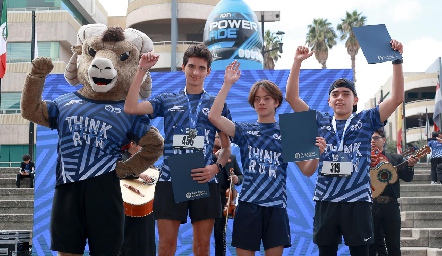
285, 46, 314, 112
216, 131, 232, 167
378, 40, 404, 122
124, 52, 159, 115
208, 61, 241, 138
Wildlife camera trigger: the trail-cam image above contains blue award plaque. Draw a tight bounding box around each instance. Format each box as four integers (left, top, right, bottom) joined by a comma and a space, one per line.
168, 151, 210, 203
279, 111, 319, 162
352, 24, 402, 64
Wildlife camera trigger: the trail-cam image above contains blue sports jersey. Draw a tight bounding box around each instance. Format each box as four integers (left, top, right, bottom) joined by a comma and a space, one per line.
314, 106, 384, 202
149, 90, 231, 182
232, 122, 288, 208
46, 92, 151, 186
428, 140, 442, 158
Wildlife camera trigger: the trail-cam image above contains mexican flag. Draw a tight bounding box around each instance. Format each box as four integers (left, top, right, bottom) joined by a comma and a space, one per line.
0, 0, 7, 78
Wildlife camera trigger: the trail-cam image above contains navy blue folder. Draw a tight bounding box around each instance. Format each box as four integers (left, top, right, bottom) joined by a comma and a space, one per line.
279, 111, 319, 162
352, 24, 402, 64
168, 151, 210, 203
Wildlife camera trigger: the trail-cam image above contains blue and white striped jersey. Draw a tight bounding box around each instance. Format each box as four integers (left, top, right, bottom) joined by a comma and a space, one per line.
315, 106, 384, 202
428, 140, 442, 158
149, 90, 231, 182
232, 122, 288, 208
46, 92, 151, 186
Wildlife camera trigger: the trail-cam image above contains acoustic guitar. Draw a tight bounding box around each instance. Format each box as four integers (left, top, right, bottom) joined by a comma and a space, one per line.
370, 145, 430, 198
120, 168, 159, 217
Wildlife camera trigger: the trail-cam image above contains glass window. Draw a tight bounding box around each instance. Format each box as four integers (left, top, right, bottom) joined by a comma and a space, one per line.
0, 92, 21, 111
7, 42, 60, 63
9, 0, 61, 8
421, 92, 436, 99
407, 92, 418, 99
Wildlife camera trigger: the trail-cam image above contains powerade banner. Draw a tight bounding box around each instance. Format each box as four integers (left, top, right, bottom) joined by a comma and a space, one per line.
203, 0, 263, 70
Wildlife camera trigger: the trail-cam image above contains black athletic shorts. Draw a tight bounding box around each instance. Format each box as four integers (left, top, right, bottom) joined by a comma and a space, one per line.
313, 201, 373, 246
231, 201, 291, 251
153, 181, 221, 224
50, 171, 124, 255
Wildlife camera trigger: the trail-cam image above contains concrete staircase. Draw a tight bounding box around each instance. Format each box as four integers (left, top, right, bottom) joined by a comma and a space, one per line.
0, 167, 33, 240
1, 164, 442, 255
400, 163, 442, 256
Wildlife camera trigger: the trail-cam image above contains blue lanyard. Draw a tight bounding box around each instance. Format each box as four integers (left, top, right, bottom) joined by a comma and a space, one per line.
331, 114, 354, 152
184, 89, 206, 129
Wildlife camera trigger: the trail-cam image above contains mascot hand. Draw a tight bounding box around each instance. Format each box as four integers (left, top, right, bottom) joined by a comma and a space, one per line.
115, 161, 134, 178
71, 44, 82, 55
31, 57, 54, 77
116, 127, 164, 178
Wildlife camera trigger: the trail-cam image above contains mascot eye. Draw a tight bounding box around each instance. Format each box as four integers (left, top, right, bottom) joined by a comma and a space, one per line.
88, 47, 97, 57
120, 52, 130, 61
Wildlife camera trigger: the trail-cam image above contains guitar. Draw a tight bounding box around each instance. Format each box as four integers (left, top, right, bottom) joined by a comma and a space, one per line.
120, 168, 159, 217
370, 145, 430, 198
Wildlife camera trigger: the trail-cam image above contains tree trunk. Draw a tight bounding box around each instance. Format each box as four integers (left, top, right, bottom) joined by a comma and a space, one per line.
351, 54, 356, 82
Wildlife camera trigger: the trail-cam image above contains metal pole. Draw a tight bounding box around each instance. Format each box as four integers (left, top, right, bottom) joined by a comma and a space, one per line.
171, 0, 177, 71
380, 87, 383, 102
261, 12, 264, 55
29, 11, 36, 160
402, 100, 406, 151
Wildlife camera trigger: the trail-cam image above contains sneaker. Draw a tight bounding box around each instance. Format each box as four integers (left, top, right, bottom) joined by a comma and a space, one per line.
431, 181, 439, 184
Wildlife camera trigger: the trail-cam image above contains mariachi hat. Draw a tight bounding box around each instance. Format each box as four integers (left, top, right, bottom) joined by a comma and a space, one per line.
328, 78, 357, 113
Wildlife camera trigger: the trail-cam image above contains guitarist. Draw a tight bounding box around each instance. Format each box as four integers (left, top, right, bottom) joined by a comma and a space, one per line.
212, 133, 243, 256
369, 129, 417, 256
120, 138, 157, 256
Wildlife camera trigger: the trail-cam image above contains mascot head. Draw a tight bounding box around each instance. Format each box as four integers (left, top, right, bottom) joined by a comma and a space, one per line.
64, 24, 153, 101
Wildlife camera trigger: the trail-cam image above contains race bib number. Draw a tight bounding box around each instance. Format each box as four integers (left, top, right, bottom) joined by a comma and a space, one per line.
173, 134, 204, 149
321, 161, 352, 176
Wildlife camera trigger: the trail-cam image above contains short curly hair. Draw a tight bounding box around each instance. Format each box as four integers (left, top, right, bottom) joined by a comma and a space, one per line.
22, 154, 31, 161
183, 44, 213, 69
247, 80, 283, 109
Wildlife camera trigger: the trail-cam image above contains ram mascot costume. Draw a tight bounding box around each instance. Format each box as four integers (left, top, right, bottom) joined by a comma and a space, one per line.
21, 24, 164, 256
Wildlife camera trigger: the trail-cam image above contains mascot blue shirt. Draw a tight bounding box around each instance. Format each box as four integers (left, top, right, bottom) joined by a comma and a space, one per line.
46, 92, 151, 186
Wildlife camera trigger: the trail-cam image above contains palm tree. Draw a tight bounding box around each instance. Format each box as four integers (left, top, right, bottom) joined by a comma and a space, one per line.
305, 18, 337, 69
336, 10, 367, 82
263, 30, 282, 70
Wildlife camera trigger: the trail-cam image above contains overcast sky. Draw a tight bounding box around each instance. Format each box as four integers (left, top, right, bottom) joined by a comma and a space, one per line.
99, 0, 442, 109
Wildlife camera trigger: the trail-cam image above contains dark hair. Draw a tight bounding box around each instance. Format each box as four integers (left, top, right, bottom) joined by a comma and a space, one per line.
183, 44, 213, 69
22, 154, 31, 161
247, 80, 283, 109
432, 131, 440, 138
375, 128, 386, 138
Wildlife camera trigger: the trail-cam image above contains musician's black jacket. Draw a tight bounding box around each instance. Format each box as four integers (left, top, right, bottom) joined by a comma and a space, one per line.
381, 151, 414, 199
212, 153, 244, 192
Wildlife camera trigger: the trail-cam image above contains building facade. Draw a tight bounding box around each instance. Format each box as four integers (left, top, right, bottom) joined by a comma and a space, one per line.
0, 0, 221, 165
364, 58, 441, 150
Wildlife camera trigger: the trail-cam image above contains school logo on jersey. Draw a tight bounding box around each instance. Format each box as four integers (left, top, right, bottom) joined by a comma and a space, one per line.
66, 100, 82, 106
105, 105, 122, 114
169, 105, 184, 112
349, 120, 363, 131
320, 125, 332, 131
247, 130, 260, 136
202, 107, 210, 115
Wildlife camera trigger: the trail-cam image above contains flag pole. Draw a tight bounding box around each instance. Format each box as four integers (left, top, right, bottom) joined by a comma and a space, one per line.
402, 100, 406, 152
0, 0, 5, 114
29, 10, 36, 160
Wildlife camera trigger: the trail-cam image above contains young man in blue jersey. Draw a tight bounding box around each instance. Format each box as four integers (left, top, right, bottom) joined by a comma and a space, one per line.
16, 154, 35, 188
285, 40, 404, 256
428, 131, 442, 184
125, 43, 232, 256
208, 62, 326, 256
